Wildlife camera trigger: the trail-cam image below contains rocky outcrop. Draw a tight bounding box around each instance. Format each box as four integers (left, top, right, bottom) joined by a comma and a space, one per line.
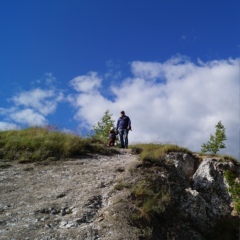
130, 152, 240, 239
181, 158, 234, 233
176, 155, 239, 238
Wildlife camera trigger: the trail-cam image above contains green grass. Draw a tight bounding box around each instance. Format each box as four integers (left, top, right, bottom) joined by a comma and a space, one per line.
129, 144, 190, 223
224, 170, 240, 214
0, 127, 117, 162
114, 180, 131, 191
131, 179, 170, 222
130, 143, 193, 164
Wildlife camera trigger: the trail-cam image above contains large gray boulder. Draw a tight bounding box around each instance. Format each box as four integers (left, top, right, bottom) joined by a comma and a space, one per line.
166, 152, 200, 179
181, 158, 234, 231
165, 154, 237, 236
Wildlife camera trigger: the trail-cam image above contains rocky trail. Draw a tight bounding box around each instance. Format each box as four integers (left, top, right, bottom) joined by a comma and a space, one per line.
1, 148, 240, 240
0, 149, 139, 240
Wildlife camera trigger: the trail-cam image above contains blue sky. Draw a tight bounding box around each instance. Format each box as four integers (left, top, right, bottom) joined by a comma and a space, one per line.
0, 0, 239, 159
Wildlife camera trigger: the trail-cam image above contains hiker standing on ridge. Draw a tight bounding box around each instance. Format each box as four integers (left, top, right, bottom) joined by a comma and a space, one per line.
116, 111, 131, 148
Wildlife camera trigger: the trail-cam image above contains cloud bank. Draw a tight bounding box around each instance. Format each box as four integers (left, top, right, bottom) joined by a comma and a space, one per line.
69, 57, 239, 159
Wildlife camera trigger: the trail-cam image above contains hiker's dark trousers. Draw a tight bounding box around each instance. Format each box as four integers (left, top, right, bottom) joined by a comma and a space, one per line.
118, 129, 128, 148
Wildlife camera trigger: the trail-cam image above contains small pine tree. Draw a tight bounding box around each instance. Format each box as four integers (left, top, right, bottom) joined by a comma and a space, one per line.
201, 121, 227, 154
92, 110, 116, 144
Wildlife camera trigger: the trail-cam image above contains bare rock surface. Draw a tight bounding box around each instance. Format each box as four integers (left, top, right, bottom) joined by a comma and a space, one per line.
0, 149, 139, 240
166, 152, 199, 179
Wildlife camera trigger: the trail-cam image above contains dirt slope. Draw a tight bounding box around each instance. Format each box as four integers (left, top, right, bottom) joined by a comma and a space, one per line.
0, 149, 139, 240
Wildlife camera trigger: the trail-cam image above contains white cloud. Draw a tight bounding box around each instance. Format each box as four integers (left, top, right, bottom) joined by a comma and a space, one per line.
10, 109, 47, 126
12, 88, 63, 116
69, 57, 240, 159
70, 72, 102, 93
1, 75, 64, 128
131, 61, 164, 80
0, 107, 17, 115
68, 92, 113, 129
0, 122, 19, 131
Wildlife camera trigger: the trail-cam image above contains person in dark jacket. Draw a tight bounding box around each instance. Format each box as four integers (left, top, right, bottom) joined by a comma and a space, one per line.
116, 111, 131, 148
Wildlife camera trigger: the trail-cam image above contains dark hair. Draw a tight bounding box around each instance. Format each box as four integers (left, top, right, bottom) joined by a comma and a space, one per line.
120, 111, 125, 114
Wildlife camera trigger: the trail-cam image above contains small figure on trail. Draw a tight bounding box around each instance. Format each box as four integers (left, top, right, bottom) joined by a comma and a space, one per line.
107, 128, 118, 146
116, 111, 131, 149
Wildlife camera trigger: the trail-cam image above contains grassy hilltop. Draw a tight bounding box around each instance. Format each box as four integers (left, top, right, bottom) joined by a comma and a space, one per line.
0, 127, 117, 165
0, 126, 237, 164
0, 126, 199, 167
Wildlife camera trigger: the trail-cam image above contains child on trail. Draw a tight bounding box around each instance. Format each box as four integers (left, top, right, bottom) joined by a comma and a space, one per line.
107, 128, 117, 146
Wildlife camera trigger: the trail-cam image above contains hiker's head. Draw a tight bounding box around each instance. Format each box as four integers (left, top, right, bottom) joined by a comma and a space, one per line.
120, 111, 125, 117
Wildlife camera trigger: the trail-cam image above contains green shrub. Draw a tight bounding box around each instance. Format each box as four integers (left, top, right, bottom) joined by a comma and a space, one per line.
224, 170, 240, 214
92, 109, 119, 144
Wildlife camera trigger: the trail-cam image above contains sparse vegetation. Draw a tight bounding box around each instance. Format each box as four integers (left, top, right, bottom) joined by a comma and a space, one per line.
130, 143, 193, 164
128, 145, 174, 232
131, 179, 170, 222
221, 155, 239, 165
0, 127, 118, 163
141, 227, 153, 239
224, 170, 240, 214
131, 144, 201, 238
114, 180, 131, 191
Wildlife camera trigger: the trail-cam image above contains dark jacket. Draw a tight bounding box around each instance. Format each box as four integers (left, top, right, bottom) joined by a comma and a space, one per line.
116, 115, 131, 130
109, 129, 117, 139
